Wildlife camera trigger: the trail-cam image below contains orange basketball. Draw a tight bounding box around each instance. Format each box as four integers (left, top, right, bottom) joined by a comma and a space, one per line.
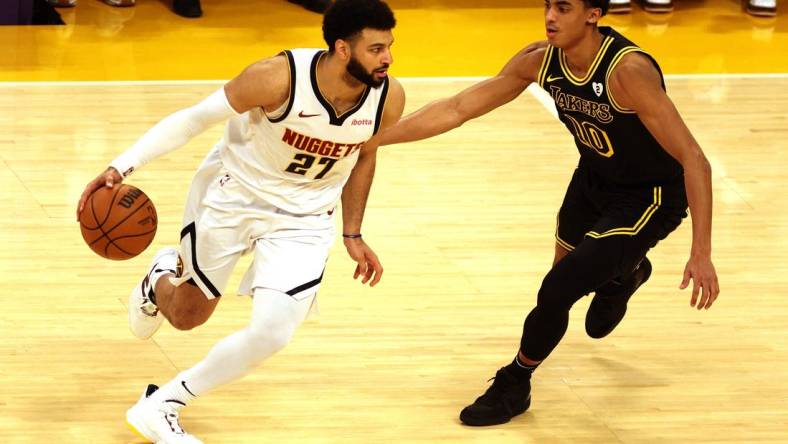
79, 184, 158, 260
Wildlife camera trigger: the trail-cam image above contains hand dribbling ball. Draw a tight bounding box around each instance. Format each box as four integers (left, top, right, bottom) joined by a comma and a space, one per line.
79, 184, 157, 260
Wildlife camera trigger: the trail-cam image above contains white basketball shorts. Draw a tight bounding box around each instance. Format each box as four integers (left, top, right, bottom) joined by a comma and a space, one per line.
172, 145, 335, 301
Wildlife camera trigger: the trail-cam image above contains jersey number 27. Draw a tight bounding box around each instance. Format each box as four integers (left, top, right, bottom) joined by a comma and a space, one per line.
285, 153, 338, 179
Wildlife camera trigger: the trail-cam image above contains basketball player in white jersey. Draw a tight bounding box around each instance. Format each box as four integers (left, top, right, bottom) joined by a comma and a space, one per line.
76, 1, 403, 442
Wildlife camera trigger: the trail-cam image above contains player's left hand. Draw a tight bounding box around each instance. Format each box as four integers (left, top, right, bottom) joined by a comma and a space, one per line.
344, 237, 383, 286
680, 253, 719, 310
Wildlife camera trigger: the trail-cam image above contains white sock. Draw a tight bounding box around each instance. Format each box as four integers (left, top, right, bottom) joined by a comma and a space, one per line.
149, 373, 197, 409
149, 248, 179, 293
157, 289, 313, 402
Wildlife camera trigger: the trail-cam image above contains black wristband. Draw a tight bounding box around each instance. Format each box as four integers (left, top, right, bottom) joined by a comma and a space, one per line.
342, 233, 362, 239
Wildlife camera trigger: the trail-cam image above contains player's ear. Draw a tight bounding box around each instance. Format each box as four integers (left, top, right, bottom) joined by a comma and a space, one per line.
335, 39, 351, 61
587, 7, 602, 25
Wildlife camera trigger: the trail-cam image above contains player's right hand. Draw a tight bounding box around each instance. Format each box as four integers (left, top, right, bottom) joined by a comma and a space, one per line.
344, 237, 383, 287
76, 167, 123, 221
680, 253, 719, 310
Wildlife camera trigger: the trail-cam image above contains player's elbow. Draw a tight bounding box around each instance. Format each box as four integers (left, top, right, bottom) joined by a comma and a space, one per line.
448, 96, 472, 129
683, 148, 711, 177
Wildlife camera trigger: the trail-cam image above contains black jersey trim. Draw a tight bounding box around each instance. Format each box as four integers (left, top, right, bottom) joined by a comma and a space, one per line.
537, 45, 554, 89
555, 216, 576, 251
268, 50, 297, 123
605, 47, 662, 114
372, 77, 390, 135
285, 269, 325, 296
585, 187, 662, 238
605, 46, 641, 114
180, 222, 222, 298
309, 51, 371, 126
559, 36, 614, 86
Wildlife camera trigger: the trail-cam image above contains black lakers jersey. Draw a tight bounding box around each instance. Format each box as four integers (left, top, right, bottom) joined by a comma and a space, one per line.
537, 26, 683, 186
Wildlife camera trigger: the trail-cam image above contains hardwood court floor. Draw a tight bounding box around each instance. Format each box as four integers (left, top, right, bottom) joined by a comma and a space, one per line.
1, 75, 787, 443
1, 0, 788, 443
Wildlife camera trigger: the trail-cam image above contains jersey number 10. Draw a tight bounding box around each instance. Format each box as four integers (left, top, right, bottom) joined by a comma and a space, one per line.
564, 115, 615, 158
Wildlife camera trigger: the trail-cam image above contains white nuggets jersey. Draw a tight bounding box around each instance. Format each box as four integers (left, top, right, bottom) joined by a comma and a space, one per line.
218, 48, 389, 215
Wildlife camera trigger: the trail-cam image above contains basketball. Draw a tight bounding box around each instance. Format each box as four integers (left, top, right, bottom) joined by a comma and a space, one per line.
79, 184, 158, 260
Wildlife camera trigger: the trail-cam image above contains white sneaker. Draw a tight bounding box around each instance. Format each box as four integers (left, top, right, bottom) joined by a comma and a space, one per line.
128, 247, 179, 339
608, 0, 631, 13
126, 384, 203, 444
642, 0, 673, 12
748, 0, 777, 16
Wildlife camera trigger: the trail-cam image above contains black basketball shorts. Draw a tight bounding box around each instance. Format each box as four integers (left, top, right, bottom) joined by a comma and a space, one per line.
555, 167, 688, 272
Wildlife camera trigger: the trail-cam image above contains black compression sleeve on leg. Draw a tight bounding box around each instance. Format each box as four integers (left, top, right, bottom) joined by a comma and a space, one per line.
519, 236, 626, 361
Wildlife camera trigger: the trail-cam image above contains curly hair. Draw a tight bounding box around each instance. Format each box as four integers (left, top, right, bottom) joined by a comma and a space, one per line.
322, 0, 396, 52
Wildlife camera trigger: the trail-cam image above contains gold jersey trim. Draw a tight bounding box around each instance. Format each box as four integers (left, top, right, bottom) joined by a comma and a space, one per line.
605, 46, 644, 114
586, 187, 662, 238
537, 45, 555, 88
555, 214, 576, 251
555, 235, 575, 251
558, 36, 614, 86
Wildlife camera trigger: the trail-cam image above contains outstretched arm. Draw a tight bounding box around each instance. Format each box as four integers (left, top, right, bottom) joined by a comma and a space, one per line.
380, 42, 546, 146
111, 54, 291, 177
76, 89, 239, 219
341, 77, 406, 286
77, 55, 291, 220
609, 53, 719, 310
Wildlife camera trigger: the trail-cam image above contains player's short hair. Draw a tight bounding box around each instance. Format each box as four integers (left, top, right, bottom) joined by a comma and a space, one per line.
584, 0, 610, 15
322, 0, 396, 52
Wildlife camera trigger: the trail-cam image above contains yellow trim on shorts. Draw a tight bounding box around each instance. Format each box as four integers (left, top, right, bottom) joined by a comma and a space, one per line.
559, 36, 614, 86
586, 186, 662, 238
555, 235, 575, 251
555, 216, 576, 251
537, 45, 554, 88
605, 46, 644, 114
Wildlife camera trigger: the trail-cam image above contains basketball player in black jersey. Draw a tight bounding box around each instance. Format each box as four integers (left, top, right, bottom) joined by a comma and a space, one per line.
380, 0, 719, 427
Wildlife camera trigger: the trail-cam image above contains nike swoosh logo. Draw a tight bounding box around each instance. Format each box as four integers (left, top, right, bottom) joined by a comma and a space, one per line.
298, 111, 321, 118
546, 75, 564, 82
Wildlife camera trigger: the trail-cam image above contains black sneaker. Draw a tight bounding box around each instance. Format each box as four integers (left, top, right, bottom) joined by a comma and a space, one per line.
459, 367, 531, 426
173, 0, 202, 18
585, 257, 652, 339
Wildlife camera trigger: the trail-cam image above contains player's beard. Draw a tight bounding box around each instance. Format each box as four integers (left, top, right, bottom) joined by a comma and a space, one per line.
346, 56, 387, 88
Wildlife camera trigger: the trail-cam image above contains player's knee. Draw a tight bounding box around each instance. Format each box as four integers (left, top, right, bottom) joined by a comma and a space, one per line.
536, 270, 576, 313
246, 316, 296, 356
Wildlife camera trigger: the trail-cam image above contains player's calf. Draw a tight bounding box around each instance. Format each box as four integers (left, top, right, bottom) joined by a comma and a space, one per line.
159, 283, 219, 331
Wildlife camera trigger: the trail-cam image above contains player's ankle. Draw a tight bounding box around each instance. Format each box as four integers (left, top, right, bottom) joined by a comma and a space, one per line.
505, 354, 540, 380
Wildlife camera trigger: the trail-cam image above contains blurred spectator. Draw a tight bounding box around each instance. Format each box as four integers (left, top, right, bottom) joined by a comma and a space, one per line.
609, 0, 673, 13
46, 0, 332, 19
173, 0, 201, 17
46, 0, 202, 17
1, 0, 65, 24
47, 0, 135, 6
608, 0, 631, 13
